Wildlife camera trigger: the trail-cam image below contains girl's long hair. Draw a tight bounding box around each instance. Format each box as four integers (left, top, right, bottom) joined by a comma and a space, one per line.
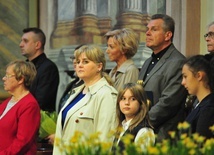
116, 83, 153, 132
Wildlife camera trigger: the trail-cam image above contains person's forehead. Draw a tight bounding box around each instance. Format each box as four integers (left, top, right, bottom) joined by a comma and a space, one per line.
147, 19, 163, 27
6, 65, 14, 73
107, 36, 119, 45
22, 32, 35, 40
77, 53, 87, 59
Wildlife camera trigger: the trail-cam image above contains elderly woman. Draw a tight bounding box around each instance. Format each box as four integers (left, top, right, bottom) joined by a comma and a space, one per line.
0, 60, 40, 154
53, 45, 118, 155
105, 28, 139, 91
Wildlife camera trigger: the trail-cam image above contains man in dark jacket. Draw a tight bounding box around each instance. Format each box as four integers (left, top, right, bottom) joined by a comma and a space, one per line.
138, 14, 187, 142
20, 27, 59, 112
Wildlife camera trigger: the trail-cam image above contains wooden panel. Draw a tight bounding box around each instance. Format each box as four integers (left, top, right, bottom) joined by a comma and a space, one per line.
185, 0, 201, 57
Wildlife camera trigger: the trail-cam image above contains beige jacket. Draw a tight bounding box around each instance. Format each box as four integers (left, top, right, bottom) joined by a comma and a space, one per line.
109, 59, 139, 91
53, 78, 118, 155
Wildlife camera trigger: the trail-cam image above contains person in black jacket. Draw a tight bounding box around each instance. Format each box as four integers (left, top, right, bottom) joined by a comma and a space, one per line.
58, 44, 84, 113
58, 56, 83, 113
138, 14, 187, 142
182, 54, 214, 138
20, 27, 59, 112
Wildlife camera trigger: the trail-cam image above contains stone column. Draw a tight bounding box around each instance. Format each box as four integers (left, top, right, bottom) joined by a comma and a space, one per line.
115, 0, 149, 42
119, 0, 142, 13
97, 0, 112, 42
68, 0, 102, 45
76, 0, 97, 16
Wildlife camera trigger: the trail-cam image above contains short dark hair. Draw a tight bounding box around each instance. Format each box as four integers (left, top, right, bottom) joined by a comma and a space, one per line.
151, 14, 175, 41
23, 27, 46, 50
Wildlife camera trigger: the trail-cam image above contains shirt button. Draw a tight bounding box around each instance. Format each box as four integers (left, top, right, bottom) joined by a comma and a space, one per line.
152, 62, 154, 64
75, 119, 79, 123
147, 74, 149, 76
80, 112, 83, 115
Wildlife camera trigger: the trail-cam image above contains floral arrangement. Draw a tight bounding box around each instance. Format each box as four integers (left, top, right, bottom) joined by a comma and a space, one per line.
54, 122, 214, 155
39, 110, 57, 139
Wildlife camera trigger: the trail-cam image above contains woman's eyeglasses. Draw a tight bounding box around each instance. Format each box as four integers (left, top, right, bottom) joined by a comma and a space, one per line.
3, 74, 16, 79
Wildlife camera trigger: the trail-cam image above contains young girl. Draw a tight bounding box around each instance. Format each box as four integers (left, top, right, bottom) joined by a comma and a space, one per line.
182, 54, 214, 138
113, 83, 155, 153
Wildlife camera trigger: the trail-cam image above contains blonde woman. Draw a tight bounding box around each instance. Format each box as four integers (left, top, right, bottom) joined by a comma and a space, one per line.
53, 45, 118, 155
105, 28, 139, 91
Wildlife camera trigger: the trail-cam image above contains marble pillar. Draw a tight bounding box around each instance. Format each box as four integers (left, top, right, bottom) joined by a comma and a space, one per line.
68, 0, 102, 45
115, 0, 149, 42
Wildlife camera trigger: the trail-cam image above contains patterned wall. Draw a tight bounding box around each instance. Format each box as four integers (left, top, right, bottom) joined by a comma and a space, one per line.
0, 0, 28, 99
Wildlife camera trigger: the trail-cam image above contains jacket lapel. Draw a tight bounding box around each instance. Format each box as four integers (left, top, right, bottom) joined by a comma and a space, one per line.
143, 55, 167, 85
59, 85, 87, 130
63, 92, 90, 129
143, 46, 174, 86
138, 57, 151, 81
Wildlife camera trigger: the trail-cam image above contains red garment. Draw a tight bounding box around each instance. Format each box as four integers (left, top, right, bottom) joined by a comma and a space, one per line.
0, 93, 41, 155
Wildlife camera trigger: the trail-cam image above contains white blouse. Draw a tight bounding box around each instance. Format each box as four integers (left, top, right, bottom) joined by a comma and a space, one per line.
117, 119, 155, 151
0, 99, 17, 119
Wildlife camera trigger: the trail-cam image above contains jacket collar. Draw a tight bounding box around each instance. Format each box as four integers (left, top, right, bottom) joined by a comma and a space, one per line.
143, 44, 176, 85
113, 59, 135, 74
27, 53, 46, 68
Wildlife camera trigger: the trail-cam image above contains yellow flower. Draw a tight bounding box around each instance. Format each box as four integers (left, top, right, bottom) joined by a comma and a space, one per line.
107, 129, 116, 138
161, 145, 168, 154
192, 133, 205, 143
100, 142, 112, 151
182, 121, 190, 129
65, 145, 72, 153
70, 131, 83, 143
121, 134, 134, 145
186, 141, 196, 149
189, 149, 196, 155
192, 133, 199, 140
88, 132, 100, 141
147, 146, 160, 154
180, 133, 188, 140
181, 136, 196, 149
203, 138, 214, 150
54, 128, 214, 155
168, 131, 176, 139
178, 121, 190, 130
209, 125, 214, 132
54, 137, 61, 146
